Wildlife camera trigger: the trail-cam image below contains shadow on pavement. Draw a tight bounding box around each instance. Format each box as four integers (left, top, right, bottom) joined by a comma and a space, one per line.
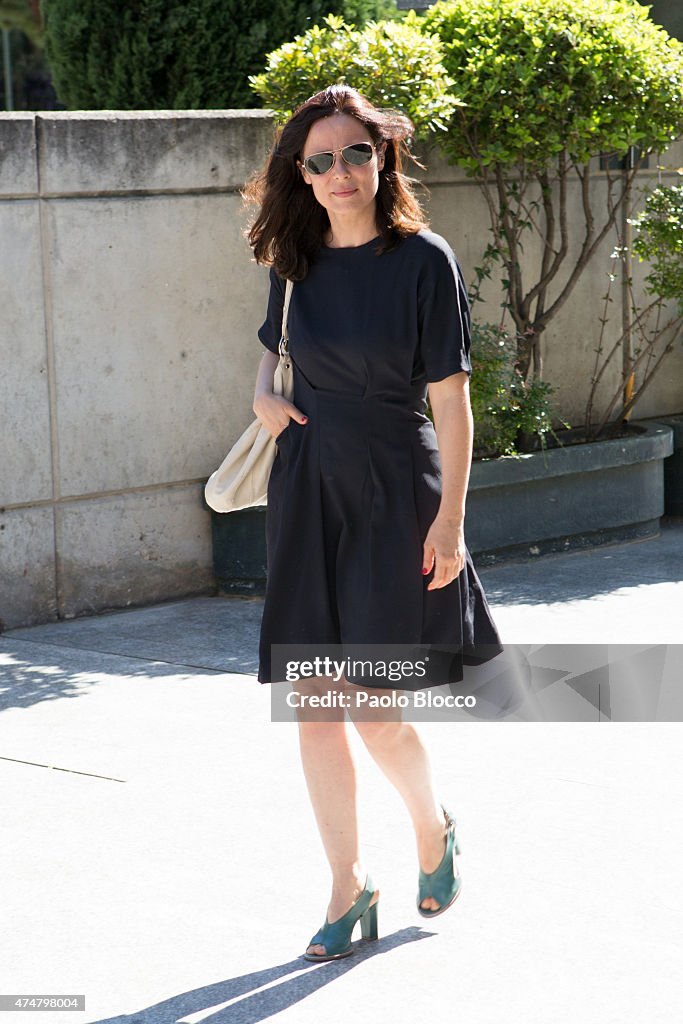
0, 642, 226, 713
84, 928, 433, 1024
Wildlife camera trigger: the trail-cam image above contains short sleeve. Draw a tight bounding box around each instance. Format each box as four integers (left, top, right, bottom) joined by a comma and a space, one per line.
417, 238, 472, 383
257, 265, 285, 354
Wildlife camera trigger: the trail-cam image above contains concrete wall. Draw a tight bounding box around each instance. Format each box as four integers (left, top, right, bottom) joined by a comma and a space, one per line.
1, 110, 682, 629
1, 111, 273, 629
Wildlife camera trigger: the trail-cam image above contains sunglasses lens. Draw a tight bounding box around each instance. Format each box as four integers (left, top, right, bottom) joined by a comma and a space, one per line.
305, 153, 334, 175
342, 143, 374, 165
303, 143, 375, 175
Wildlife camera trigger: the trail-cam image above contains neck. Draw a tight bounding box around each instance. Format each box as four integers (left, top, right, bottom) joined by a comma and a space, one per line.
324, 213, 379, 249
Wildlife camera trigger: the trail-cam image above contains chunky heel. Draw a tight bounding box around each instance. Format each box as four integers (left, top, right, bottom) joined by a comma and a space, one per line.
360, 900, 378, 941
304, 873, 380, 961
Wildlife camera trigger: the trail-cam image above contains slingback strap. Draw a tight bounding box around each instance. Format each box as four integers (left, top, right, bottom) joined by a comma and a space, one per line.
442, 805, 456, 830
442, 805, 461, 854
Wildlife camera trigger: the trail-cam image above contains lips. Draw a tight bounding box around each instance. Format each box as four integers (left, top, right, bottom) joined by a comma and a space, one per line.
332, 188, 358, 196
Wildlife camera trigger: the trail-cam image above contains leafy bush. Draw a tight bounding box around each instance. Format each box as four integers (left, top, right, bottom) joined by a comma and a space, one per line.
40, 0, 400, 110
424, 322, 560, 456
424, 0, 683, 171
249, 12, 459, 136
467, 322, 559, 457
631, 184, 683, 311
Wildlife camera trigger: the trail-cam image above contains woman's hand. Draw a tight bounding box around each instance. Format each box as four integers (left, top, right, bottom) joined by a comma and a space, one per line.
253, 391, 307, 439
253, 349, 308, 439
424, 371, 472, 589
422, 515, 466, 590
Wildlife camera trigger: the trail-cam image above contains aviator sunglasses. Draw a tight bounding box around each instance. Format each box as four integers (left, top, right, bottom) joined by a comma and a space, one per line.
300, 142, 377, 176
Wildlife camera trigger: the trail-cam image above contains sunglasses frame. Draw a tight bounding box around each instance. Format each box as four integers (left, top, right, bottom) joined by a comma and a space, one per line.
299, 142, 378, 176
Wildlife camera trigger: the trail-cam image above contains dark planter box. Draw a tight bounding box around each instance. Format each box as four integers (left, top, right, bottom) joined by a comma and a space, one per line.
209, 420, 674, 591
639, 414, 683, 516
211, 506, 267, 596
466, 420, 673, 563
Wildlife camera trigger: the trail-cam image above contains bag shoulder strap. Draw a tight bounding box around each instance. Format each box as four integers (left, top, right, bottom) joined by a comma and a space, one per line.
278, 279, 294, 357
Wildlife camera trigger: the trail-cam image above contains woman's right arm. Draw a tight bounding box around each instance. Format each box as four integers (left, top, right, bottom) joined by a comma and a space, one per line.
253, 350, 307, 438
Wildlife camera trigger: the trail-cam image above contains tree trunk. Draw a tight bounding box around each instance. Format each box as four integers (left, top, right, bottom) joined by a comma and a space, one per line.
515, 326, 544, 383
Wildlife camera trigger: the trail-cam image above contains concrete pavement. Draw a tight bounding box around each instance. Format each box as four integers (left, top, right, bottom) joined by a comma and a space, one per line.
1, 518, 682, 1024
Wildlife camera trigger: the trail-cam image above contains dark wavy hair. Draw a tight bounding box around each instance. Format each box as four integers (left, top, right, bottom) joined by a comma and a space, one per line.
243, 85, 430, 280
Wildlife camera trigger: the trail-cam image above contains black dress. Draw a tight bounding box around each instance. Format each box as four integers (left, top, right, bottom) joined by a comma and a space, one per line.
257, 229, 503, 688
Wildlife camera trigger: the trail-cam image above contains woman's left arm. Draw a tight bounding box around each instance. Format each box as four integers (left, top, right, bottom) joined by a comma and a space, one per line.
422, 371, 473, 590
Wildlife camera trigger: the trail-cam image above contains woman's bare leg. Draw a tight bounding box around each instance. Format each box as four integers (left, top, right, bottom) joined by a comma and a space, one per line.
293, 676, 379, 956
345, 683, 449, 912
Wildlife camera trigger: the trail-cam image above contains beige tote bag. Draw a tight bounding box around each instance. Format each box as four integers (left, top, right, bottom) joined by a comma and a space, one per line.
205, 278, 294, 513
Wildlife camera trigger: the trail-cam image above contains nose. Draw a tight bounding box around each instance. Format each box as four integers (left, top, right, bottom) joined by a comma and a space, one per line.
332, 156, 351, 179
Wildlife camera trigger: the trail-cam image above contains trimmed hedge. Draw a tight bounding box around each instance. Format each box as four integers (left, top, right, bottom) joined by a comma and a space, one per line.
41, 0, 399, 110
249, 12, 458, 137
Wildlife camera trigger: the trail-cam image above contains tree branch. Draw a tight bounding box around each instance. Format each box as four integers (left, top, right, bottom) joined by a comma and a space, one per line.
593, 315, 682, 435
537, 162, 640, 331
521, 152, 570, 322
495, 164, 525, 323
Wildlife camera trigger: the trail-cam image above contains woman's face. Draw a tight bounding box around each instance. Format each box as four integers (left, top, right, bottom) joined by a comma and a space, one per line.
298, 113, 386, 223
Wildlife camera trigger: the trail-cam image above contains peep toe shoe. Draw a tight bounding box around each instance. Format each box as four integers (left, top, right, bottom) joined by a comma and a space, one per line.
417, 805, 463, 918
303, 874, 379, 962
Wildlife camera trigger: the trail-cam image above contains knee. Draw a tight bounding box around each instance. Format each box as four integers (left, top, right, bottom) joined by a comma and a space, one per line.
293, 675, 346, 726
353, 717, 406, 750
297, 717, 347, 739
297, 719, 349, 762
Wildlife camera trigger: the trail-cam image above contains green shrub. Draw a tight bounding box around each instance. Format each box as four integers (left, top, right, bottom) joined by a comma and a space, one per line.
425, 321, 560, 456
424, 0, 683, 171
249, 12, 459, 136
467, 322, 559, 457
41, 0, 400, 110
631, 184, 683, 311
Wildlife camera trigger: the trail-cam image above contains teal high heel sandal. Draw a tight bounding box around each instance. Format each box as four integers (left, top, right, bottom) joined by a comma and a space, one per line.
303, 874, 379, 962
417, 805, 463, 918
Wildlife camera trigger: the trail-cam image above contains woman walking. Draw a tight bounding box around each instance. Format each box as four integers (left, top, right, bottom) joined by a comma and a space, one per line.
245, 85, 503, 961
